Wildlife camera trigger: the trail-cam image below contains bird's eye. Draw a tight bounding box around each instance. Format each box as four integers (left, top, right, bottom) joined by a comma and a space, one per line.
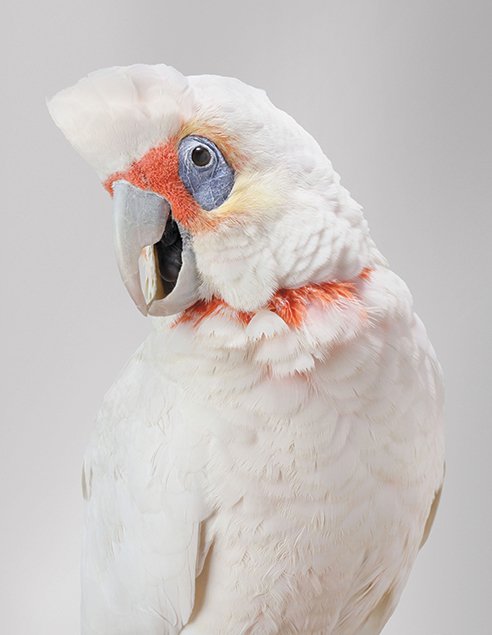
178, 135, 235, 211
191, 146, 212, 167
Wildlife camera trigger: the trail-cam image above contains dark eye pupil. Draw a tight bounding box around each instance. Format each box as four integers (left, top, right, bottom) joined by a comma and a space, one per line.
191, 145, 212, 167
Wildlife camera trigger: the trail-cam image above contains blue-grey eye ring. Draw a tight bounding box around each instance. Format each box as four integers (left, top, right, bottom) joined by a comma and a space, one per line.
178, 135, 235, 211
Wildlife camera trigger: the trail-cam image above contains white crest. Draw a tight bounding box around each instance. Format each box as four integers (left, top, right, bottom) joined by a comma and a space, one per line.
48, 64, 194, 179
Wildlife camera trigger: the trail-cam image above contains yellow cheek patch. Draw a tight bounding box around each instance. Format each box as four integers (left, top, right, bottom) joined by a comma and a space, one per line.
208, 170, 286, 224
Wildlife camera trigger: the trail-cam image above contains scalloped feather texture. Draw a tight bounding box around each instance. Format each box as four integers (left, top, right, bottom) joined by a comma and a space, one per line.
82, 267, 444, 635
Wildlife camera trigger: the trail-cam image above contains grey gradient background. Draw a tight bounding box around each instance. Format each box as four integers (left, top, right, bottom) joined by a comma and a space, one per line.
2, 1, 491, 633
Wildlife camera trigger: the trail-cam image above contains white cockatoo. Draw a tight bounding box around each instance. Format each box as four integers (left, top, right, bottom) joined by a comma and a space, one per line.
48, 64, 444, 635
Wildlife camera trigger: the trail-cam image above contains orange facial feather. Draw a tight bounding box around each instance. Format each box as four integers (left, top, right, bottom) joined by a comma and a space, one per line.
104, 138, 213, 232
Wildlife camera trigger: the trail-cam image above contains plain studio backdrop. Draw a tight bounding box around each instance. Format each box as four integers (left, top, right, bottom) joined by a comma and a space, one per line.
1, 1, 491, 633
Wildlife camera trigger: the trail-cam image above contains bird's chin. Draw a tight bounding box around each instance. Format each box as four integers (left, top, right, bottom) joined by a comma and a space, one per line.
112, 180, 200, 317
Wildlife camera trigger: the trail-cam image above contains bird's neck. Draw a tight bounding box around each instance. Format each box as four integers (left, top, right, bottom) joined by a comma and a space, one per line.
147, 267, 375, 392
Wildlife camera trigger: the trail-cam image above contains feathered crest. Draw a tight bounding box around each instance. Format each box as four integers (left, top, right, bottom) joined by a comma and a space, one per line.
48, 64, 194, 179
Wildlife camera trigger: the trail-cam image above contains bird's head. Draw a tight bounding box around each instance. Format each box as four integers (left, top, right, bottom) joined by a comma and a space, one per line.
49, 64, 381, 317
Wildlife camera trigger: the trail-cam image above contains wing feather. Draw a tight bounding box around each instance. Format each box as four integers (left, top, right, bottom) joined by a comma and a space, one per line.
81, 339, 213, 635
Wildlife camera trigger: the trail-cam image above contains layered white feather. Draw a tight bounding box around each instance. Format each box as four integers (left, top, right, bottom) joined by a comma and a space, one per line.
82, 269, 444, 635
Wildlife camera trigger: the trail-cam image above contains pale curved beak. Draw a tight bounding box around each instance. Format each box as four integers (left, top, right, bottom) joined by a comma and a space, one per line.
112, 180, 200, 316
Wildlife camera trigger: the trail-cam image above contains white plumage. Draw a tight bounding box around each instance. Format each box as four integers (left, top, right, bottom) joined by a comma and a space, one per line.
49, 64, 444, 635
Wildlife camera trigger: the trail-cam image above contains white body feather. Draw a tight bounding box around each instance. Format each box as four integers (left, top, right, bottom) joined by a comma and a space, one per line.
82, 267, 444, 635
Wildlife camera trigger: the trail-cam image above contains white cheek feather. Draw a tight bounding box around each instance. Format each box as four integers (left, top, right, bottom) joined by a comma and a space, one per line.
191, 165, 383, 313
186, 74, 385, 312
